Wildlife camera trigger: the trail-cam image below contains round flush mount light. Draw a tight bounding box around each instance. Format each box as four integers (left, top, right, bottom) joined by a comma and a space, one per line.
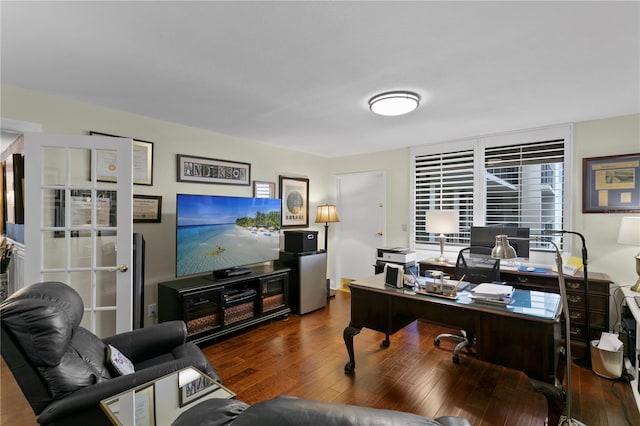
368, 91, 420, 116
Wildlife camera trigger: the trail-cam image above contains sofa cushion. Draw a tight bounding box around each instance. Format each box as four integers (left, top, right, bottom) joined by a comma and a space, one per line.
232, 395, 446, 426
171, 398, 250, 426
106, 344, 135, 376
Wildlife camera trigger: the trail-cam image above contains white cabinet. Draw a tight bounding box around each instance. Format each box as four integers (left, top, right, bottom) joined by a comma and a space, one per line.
622, 287, 640, 411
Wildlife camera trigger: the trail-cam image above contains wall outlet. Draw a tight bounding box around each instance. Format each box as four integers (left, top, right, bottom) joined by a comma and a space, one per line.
148, 303, 157, 317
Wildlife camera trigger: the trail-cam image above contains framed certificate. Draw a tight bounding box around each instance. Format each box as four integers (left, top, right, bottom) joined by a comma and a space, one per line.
133, 195, 162, 223
583, 153, 640, 213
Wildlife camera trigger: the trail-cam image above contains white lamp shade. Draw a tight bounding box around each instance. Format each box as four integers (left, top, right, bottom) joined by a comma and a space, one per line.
618, 216, 640, 246
424, 210, 459, 234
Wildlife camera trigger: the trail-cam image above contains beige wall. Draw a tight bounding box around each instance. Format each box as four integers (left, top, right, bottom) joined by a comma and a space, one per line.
1, 86, 332, 325
2, 85, 639, 325
572, 114, 640, 287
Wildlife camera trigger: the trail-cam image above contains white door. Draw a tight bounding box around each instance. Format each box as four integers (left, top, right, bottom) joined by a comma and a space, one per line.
25, 134, 133, 336
336, 171, 386, 284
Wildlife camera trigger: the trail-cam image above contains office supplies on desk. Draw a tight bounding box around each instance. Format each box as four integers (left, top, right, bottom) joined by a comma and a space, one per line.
471, 283, 514, 298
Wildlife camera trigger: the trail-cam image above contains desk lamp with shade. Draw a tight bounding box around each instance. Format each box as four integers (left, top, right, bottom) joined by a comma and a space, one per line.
315, 204, 340, 253
492, 234, 585, 426
424, 210, 459, 263
618, 216, 640, 291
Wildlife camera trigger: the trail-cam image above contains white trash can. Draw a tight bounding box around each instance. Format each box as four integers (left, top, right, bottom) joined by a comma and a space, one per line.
590, 340, 623, 379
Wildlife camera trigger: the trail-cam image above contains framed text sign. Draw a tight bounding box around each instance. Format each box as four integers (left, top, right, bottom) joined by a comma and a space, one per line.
583, 153, 640, 213
177, 154, 251, 186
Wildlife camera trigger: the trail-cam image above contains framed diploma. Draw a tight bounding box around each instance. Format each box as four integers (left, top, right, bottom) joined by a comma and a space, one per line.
583, 153, 640, 213
90, 131, 154, 185
133, 195, 162, 223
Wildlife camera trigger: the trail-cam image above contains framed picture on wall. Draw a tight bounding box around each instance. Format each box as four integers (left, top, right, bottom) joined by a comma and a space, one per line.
177, 154, 251, 186
279, 176, 309, 228
133, 195, 162, 223
583, 152, 640, 213
90, 131, 154, 185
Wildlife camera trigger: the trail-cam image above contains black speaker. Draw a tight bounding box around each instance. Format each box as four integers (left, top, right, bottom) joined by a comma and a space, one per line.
284, 230, 318, 253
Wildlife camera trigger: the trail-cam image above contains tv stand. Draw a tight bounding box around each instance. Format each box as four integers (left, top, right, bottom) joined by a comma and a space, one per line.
212, 267, 252, 280
158, 264, 290, 345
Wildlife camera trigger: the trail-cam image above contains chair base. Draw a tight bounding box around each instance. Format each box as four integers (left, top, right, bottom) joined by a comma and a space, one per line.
434, 330, 475, 364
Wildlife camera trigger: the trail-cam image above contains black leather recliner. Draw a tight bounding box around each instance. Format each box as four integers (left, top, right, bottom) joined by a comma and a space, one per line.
172, 396, 473, 426
1, 281, 219, 426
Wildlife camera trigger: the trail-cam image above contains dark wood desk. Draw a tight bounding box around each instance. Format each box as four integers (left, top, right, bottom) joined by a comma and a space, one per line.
343, 274, 565, 424
419, 258, 613, 358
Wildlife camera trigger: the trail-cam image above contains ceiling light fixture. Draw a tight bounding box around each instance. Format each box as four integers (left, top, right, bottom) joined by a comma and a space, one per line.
369, 91, 420, 116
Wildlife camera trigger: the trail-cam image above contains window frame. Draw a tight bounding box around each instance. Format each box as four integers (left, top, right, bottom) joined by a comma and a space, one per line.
410, 124, 573, 256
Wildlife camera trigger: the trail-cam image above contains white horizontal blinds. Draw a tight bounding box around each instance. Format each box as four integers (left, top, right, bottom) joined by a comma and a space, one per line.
415, 149, 474, 245
484, 139, 565, 250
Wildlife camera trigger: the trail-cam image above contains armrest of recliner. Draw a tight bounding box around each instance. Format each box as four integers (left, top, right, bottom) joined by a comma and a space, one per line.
103, 320, 187, 363
37, 357, 202, 425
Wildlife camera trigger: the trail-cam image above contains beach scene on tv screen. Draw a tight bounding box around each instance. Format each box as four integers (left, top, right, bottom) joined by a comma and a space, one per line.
176, 195, 281, 276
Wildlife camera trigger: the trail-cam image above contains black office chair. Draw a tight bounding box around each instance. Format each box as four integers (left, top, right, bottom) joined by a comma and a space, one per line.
434, 246, 500, 363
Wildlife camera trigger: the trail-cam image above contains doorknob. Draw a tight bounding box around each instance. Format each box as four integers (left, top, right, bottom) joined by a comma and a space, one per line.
118, 264, 129, 272
376, 232, 383, 236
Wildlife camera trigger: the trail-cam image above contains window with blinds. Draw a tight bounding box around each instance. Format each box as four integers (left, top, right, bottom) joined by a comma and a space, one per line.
413, 127, 569, 254
485, 140, 564, 250
414, 149, 475, 246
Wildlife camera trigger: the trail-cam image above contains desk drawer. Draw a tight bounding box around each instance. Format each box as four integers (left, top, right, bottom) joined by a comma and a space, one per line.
565, 278, 609, 295
566, 292, 608, 311
567, 307, 606, 328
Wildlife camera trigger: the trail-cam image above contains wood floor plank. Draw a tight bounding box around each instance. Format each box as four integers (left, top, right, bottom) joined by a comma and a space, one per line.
3, 290, 640, 425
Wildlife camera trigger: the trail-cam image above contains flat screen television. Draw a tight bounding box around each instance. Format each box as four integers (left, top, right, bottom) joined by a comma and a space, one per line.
176, 194, 281, 278
470, 226, 530, 259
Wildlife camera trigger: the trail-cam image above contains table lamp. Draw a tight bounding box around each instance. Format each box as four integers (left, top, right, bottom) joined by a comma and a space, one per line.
315, 204, 340, 252
617, 216, 640, 291
492, 234, 585, 426
424, 210, 459, 262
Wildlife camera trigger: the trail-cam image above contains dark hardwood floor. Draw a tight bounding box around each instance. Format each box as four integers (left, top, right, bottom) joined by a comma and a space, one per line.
2, 290, 639, 425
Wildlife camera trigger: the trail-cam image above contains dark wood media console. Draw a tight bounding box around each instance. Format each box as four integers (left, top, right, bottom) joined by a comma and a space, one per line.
158, 264, 290, 345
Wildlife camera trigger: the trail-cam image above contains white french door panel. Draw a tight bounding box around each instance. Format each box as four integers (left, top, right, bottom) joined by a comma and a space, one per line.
24, 133, 133, 335
336, 171, 386, 283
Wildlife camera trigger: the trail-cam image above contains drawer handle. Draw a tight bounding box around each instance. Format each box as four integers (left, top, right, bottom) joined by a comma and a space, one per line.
567, 282, 581, 289
568, 295, 582, 303
517, 276, 529, 283
570, 327, 581, 336
193, 299, 210, 305
570, 312, 582, 319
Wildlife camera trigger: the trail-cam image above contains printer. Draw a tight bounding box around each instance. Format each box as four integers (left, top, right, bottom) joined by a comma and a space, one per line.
376, 247, 416, 264
375, 247, 416, 274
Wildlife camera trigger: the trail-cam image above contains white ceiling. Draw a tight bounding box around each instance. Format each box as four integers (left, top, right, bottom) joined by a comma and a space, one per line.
1, 1, 638, 158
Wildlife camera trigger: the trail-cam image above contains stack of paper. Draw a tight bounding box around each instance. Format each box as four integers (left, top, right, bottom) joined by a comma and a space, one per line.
597, 332, 623, 352
470, 283, 514, 306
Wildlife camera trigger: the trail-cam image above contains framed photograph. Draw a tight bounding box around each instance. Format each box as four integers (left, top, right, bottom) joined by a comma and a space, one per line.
178, 372, 219, 407
90, 131, 154, 186
177, 154, 251, 186
279, 176, 309, 228
133, 195, 162, 223
253, 181, 276, 198
583, 153, 640, 213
